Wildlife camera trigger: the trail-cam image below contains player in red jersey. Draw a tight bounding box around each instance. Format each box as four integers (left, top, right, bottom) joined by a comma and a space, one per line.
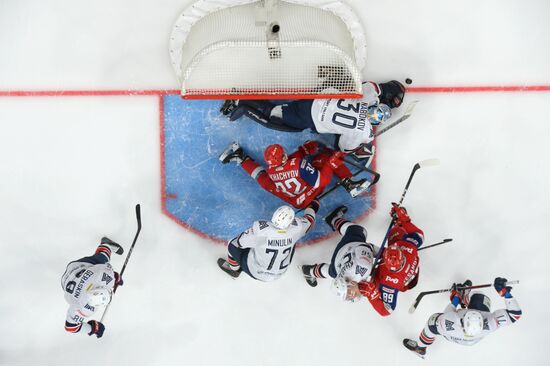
358, 203, 424, 316
219, 141, 370, 209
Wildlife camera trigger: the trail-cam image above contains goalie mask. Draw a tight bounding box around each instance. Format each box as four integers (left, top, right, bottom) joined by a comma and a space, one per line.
367, 103, 391, 125
271, 205, 295, 229
264, 144, 287, 167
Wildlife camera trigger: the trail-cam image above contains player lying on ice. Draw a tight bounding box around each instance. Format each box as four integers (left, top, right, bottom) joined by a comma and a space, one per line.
219, 140, 371, 209
403, 277, 522, 358
219, 80, 406, 162
218, 202, 319, 281
61, 237, 124, 338
302, 203, 423, 317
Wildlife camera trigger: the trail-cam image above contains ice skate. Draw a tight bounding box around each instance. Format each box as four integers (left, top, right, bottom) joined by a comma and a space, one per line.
301, 265, 318, 287
219, 142, 246, 165
324, 205, 348, 230
100, 237, 124, 255
342, 178, 371, 197
217, 258, 241, 279
403, 338, 426, 359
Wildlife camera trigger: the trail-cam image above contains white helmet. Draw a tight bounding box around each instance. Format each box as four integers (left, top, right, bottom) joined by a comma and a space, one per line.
462, 310, 484, 336
85, 285, 112, 307
271, 205, 295, 229
331, 276, 348, 300
331, 277, 360, 302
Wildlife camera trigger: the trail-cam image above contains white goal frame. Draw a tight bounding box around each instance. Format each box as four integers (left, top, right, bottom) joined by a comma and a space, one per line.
169, 0, 367, 99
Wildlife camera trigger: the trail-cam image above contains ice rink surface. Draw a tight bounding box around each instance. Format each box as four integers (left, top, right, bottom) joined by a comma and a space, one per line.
1, 1, 549, 365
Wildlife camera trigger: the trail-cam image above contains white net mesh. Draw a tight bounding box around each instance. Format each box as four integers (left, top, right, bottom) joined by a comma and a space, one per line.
170, 0, 365, 98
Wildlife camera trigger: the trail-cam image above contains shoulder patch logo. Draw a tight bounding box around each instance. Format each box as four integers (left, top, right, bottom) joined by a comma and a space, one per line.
445, 319, 455, 331
102, 273, 113, 285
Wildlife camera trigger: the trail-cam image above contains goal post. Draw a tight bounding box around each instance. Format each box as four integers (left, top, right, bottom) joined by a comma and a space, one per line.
169, 0, 367, 99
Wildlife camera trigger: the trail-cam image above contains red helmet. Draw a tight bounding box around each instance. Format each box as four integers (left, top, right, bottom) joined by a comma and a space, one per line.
264, 144, 287, 167
383, 244, 405, 272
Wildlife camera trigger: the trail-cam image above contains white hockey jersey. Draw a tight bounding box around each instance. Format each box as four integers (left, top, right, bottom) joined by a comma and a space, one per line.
332, 241, 376, 284
234, 214, 314, 282
310, 82, 380, 152
61, 261, 115, 332
434, 298, 522, 346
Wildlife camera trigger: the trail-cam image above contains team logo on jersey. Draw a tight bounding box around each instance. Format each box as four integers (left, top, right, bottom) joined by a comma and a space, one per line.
355, 266, 368, 277
65, 281, 76, 294
160, 96, 376, 244
258, 221, 269, 230
102, 273, 113, 285
445, 320, 455, 331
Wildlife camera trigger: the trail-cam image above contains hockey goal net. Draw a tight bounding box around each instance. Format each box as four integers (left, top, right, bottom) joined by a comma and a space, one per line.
170, 0, 367, 99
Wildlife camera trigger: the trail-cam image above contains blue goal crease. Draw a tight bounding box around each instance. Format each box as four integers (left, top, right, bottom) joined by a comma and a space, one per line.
162, 95, 376, 242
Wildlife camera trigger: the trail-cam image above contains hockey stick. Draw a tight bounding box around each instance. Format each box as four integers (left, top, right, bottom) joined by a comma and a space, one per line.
418, 238, 453, 251
117, 204, 142, 283
367, 159, 439, 282
408, 280, 520, 314
341, 157, 381, 183
100, 204, 142, 322
374, 100, 418, 137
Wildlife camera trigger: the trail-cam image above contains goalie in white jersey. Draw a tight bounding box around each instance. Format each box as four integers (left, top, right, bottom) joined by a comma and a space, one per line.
403, 277, 522, 358
220, 80, 406, 163
217, 201, 319, 281
301, 206, 376, 302
61, 237, 124, 338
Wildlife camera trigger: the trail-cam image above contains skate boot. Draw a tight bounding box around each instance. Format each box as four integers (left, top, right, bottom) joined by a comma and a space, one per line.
324, 205, 348, 231
219, 142, 247, 165
217, 258, 241, 279
342, 178, 371, 197
100, 237, 124, 255
403, 339, 426, 359
220, 100, 238, 116
301, 265, 318, 287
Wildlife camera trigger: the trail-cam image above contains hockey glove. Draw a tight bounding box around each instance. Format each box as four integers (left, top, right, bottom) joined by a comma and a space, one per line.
300, 140, 320, 156
450, 281, 471, 307
494, 277, 512, 297
390, 203, 410, 224
358, 281, 380, 302
87, 320, 105, 338
114, 271, 124, 291
328, 151, 345, 169
378, 80, 406, 108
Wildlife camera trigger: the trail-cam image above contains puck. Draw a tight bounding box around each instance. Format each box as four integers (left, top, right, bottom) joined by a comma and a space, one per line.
272, 24, 280, 33
405, 78, 413, 85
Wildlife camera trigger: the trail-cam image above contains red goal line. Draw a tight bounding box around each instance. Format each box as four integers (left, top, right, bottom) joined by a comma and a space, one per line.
0, 85, 549, 97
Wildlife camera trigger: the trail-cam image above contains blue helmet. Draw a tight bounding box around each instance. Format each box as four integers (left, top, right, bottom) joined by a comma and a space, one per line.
367, 103, 391, 125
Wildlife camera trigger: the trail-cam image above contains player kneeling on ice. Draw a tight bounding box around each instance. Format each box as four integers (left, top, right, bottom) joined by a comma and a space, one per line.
218, 201, 319, 281
219, 140, 370, 209
357, 203, 424, 316
302, 203, 423, 313
403, 277, 522, 359
220, 80, 406, 162
61, 237, 124, 338
301, 206, 377, 302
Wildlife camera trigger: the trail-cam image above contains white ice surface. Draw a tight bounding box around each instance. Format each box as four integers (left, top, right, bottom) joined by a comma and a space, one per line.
0, 1, 549, 365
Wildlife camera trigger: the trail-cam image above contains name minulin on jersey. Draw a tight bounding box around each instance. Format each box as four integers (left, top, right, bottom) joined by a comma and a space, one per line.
268, 238, 293, 247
